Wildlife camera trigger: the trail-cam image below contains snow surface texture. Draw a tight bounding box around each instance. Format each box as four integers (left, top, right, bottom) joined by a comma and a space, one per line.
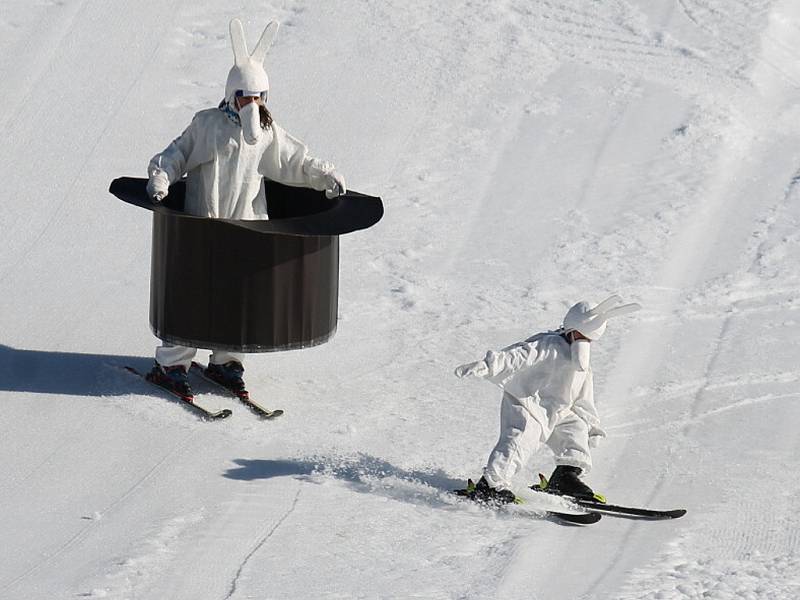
2, 0, 800, 598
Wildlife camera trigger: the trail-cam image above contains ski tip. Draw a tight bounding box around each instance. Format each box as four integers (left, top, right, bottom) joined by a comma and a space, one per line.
243, 403, 283, 419
210, 409, 234, 420
549, 511, 601, 525
580, 512, 603, 524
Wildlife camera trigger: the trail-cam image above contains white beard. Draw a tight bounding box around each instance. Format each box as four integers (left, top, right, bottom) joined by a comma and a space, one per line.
571, 339, 591, 372
239, 101, 262, 145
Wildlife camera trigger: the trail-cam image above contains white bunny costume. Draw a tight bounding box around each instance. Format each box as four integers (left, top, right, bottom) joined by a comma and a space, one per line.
454, 296, 641, 491
146, 18, 345, 221
148, 18, 346, 371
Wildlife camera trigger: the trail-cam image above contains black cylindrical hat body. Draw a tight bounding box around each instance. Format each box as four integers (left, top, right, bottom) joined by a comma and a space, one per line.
109, 177, 383, 354
149, 211, 339, 352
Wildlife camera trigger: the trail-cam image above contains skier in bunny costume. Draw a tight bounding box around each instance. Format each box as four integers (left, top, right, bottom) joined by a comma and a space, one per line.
145, 18, 346, 396
454, 296, 641, 504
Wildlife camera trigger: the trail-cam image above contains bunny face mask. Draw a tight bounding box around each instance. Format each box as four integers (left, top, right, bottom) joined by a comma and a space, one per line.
571, 338, 591, 372
225, 19, 279, 144
561, 296, 641, 372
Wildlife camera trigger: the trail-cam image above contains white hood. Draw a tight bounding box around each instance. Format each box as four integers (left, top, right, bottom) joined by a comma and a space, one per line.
562, 295, 641, 340
224, 18, 279, 104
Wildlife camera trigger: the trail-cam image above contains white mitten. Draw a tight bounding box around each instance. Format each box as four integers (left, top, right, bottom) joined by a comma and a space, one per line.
147, 169, 170, 203
588, 426, 606, 448
454, 360, 489, 379
324, 171, 346, 199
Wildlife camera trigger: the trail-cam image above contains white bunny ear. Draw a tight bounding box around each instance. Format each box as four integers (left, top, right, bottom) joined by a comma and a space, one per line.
229, 18, 249, 67
588, 295, 622, 317
603, 303, 642, 320
251, 21, 279, 64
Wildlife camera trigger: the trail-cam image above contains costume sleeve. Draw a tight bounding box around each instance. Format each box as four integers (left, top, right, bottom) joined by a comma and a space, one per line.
258, 122, 334, 190
482, 340, 544, 381
147, 115, 209, 184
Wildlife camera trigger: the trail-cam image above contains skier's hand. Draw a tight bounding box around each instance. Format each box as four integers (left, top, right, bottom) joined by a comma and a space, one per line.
454, 360, 489, 379
588, 426, 606, 448
324, 171, 346, 199
147, 170, 170, 203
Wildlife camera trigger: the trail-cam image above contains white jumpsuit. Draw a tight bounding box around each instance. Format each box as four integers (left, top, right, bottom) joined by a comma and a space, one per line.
149, 107, 338, 369
474, 332, 605, 491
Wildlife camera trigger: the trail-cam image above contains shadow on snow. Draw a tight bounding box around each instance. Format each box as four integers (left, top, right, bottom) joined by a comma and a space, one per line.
223, 457, 580, 526
224, 455, 466, 510
0, 343, 152, 397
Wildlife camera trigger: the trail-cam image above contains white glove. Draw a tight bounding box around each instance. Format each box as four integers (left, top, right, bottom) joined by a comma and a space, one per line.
147, 169, 170, 203
454, 360, 489, 379
588, 426, 606, 448
324, 171, 346, 199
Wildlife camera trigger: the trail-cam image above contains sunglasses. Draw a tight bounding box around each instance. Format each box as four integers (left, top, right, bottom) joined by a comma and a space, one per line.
235, 89, 268, 103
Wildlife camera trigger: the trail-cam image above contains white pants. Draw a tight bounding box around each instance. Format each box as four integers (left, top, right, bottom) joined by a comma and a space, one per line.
483, 392, 593, 491
155, 344, 245, 371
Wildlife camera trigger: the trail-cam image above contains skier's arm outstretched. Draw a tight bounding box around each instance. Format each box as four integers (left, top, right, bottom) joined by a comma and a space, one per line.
258, 122, 346, 198
454, 339, 545, 381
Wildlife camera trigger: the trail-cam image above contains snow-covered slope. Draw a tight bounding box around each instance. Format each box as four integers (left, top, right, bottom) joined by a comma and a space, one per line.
2, 1, 800, 598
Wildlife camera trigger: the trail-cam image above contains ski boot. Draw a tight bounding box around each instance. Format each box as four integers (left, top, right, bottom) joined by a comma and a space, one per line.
205, 360, 246, 395
535, 466, 605, 503
146, 362, 193, 398
455, 476, 520, 506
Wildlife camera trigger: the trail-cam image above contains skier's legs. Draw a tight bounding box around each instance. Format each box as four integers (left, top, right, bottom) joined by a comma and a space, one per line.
209, 350, 245, 366
483, 392, 545, 490
547, 413, 592, 473
155, 344, 197, 370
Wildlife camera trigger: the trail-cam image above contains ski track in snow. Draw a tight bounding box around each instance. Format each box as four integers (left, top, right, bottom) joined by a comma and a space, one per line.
0, 429, 198, 596
222, 485, 302, 600
77, 510, 206, 600
617, 542, 800, 599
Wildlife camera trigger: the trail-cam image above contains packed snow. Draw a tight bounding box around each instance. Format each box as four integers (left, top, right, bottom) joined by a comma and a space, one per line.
2, 1, 800, 598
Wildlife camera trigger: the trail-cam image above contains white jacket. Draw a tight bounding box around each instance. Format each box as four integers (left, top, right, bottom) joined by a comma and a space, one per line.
148, 107, 336, 219
477, 332, 604, 442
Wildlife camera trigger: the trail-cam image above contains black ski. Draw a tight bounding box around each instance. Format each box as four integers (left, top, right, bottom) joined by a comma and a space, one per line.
573, 499, 686, 520
532, 474, 685, 520
123, 366, 233, 420
190, 362, 284, 419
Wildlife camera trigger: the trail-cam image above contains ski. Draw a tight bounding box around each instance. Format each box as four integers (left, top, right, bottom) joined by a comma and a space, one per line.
190, 362, 284, 419
123, 366, 233, 420
573, 499, 686, 520
532, 474, 686, 520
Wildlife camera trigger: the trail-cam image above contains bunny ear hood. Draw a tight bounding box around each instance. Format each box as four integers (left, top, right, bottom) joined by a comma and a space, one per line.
224, 19, 279, 103
562, 295, 641, 340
